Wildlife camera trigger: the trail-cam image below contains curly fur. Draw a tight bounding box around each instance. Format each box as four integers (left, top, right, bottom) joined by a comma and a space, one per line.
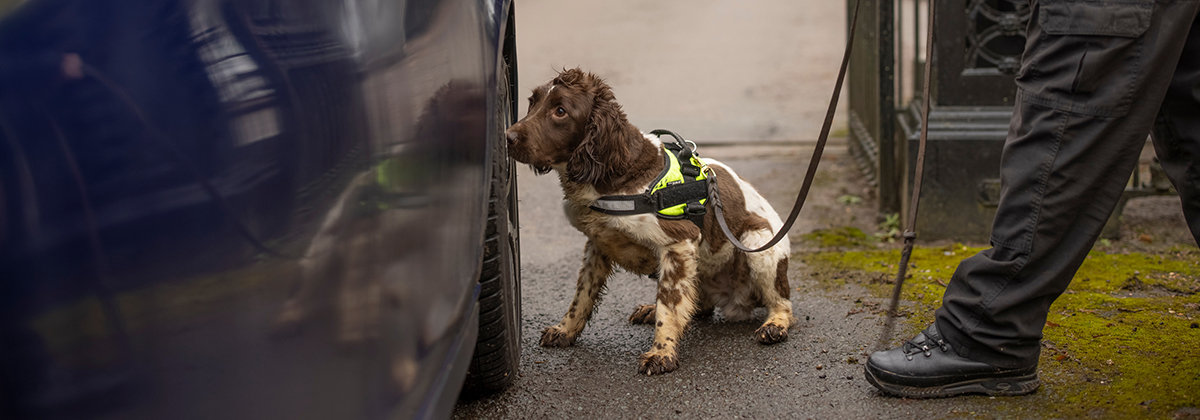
505, 68, 795, 375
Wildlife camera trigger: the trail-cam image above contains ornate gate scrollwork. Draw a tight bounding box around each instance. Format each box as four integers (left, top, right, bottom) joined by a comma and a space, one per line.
965, 0, 1030, 75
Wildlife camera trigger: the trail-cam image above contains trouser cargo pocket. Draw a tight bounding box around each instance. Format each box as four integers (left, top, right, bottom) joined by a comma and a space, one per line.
1017, 0, 1154, 117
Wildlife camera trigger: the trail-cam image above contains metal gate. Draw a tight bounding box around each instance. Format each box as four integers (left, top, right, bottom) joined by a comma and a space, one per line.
847, 0, 1174, 240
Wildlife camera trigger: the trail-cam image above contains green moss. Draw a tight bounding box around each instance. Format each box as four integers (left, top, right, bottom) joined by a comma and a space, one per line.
803, 242, 1200, 417
801, 226, 871, 248
1072, 247, 1200, 295
1039, 292, 1200, 418
804, 244, 977, 337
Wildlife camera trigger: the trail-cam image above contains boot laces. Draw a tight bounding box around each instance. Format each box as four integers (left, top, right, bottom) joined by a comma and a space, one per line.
902, 335, 950, 361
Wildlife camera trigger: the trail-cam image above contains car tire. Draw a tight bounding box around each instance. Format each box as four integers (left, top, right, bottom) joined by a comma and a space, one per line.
462, 8, 520, 397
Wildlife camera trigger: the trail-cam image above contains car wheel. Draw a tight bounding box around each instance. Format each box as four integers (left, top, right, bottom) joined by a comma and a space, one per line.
462, 9, 520, 396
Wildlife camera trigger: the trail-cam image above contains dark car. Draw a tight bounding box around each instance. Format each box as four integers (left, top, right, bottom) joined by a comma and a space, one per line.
0, 0, 520, 418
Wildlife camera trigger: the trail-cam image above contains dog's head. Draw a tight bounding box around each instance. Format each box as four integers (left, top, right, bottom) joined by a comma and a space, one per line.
505, 68, 639, 185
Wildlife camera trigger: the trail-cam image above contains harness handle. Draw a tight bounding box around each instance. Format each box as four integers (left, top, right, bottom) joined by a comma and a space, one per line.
650, 129, 698, 157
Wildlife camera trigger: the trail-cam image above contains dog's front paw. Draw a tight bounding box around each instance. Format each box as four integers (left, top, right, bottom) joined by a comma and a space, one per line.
628, 304, 656, 324
637, 353, 678, 375
539, 326, 576, 347
754, 323, 789, 344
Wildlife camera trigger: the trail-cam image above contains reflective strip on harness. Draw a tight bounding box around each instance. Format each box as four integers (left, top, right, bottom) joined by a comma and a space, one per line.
588, 130, 709, 226
592, 198, 637, 212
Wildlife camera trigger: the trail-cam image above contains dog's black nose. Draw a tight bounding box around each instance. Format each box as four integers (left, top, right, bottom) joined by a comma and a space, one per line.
506, 129, 519, 145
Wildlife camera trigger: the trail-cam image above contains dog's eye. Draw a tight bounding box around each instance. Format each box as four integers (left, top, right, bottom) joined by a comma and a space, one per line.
554, 106, 567, 117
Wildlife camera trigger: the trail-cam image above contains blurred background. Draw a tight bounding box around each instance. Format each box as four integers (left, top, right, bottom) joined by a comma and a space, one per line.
513, 0, 848, 143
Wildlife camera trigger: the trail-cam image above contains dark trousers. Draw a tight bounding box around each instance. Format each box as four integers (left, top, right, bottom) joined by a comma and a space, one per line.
935, 0, 1200, 368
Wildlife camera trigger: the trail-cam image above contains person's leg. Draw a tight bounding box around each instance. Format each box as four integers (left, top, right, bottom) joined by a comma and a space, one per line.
936, 0, 1200, 369
1151, 13, 1200, 245
868, 0, 1200, 397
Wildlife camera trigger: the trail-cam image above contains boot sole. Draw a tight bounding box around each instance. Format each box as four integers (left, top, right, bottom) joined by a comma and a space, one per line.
864, 367, 1040, 399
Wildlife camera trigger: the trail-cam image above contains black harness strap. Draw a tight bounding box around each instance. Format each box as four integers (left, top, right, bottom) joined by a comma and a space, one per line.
589, 129, 710, 228
652, 129, 708, 228
589, 150, 670, 216
590, 193, 656, 216
656, 181, 707, 211
653, 129, 703, 175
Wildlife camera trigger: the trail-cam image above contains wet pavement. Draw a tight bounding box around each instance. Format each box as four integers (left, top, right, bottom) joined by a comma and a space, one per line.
456, 1, 1001, 417
454, 1, 1199, 418
452, 145, 1015, 419
453, 143, 1196, 419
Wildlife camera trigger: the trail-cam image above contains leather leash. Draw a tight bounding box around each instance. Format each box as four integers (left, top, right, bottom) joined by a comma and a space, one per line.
876, 0, 936, 351
708, 0, 864, 253
702, 0, 938, 349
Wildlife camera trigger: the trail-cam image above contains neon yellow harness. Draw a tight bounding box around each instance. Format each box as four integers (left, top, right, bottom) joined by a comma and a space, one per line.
589, 130, 710, 228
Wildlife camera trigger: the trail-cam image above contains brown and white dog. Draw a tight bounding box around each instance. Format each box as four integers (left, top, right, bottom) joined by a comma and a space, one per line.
505, 68, 793, 375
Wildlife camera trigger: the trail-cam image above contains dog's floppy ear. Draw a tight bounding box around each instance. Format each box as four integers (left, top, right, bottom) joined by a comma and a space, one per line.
566, 72, 636, 186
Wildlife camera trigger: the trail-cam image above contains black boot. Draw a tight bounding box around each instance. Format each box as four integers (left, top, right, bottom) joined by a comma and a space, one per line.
864, 324, 1040, 398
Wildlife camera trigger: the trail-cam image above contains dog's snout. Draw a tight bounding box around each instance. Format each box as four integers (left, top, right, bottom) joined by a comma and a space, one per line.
505, 128, 520, 145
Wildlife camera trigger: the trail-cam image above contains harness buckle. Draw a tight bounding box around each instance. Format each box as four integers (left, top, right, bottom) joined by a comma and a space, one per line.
685, 201, 706, 228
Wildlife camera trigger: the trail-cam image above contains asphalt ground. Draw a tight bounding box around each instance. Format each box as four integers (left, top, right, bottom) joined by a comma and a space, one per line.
459, 2, 999, 418
452, 145, 1021, 419
453, 1, 1199, 418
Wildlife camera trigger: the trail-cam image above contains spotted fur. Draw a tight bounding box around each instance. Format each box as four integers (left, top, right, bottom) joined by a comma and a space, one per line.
506, 68, 794, 374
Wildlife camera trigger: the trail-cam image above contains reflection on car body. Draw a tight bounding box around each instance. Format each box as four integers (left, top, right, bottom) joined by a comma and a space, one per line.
0, 0, 518, 418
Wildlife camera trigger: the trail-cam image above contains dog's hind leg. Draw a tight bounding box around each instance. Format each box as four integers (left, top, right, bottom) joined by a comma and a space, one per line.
742, 230, 794, 345
540, 240, 613, 347
638, 240, 701, 375
753, 255, 793, 344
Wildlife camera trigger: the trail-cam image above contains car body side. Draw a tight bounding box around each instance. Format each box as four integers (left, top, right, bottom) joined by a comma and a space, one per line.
0, 0, 516, 418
